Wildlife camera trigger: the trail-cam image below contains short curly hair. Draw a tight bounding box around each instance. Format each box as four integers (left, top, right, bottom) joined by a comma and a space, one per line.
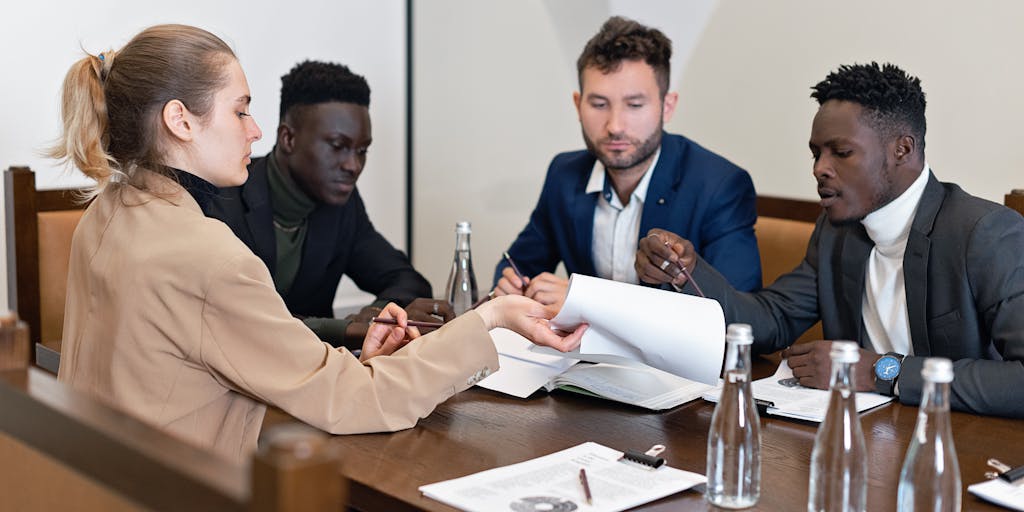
577, 16, 672, 96
811, 62, 927, 154
279, 60, 370, 122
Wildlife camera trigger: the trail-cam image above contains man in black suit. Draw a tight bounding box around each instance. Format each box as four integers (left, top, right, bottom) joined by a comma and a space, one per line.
637, 62, 1024, 418
208, 61, 451, 349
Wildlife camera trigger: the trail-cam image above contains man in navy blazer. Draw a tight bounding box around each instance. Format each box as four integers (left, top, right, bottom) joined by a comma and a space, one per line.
638, 63, 1024, 418
493, 16, 761, 305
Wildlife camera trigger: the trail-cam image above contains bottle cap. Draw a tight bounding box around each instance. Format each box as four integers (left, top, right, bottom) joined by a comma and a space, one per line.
456, 221, 472, 234
829, 341, 860, 363
921, 357, 954, 383
725, 323, 753, 345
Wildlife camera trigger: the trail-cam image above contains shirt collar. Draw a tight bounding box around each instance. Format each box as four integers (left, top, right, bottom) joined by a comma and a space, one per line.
170, 167, 221, 216
585, 148, 662, 207
861, 162, 931, 247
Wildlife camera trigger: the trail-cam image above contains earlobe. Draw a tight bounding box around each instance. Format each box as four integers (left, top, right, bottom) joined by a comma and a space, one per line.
162, 100, 193, 142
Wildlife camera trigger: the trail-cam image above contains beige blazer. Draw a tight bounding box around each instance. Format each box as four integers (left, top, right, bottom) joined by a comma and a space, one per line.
58, 174, 498, 463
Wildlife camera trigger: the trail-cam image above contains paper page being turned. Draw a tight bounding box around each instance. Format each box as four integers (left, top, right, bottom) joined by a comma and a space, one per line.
546, 274, 726, 385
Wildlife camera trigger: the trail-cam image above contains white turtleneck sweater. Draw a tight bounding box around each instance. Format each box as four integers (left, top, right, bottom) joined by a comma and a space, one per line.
860, 163, 931, 356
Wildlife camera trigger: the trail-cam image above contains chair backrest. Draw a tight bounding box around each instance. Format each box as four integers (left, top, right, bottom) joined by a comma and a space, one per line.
0, 363, 345, 511
4, 167, 88, 363
755, 195, 823, 344
1006, 189, 1024, 216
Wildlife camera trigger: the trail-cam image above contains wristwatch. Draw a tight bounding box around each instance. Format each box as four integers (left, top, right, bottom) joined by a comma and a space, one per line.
873, 352, 905, 396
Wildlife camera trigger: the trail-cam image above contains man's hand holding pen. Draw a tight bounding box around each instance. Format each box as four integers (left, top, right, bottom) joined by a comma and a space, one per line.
636, 228, 698, 289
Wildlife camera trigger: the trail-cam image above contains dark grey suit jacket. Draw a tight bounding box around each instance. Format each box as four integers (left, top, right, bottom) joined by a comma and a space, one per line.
691, 173, 1024, 418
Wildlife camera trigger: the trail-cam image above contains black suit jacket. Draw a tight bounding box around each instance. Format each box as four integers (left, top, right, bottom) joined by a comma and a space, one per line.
206, 155, 431, 318
692, 172, 1024, 417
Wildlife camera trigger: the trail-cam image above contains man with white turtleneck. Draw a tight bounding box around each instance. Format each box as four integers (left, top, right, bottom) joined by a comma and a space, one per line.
635, 62, 1024, 418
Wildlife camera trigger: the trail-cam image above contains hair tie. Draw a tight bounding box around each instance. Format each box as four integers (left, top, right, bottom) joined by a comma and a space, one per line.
97, 50, 116, 83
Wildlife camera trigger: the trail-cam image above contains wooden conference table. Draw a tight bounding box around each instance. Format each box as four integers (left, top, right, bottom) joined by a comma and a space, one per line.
262, 357, 1022, 512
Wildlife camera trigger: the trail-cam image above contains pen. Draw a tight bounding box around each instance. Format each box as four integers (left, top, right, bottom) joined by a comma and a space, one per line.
676, 262, 706, 298
371, 317, 444, 329
503, 251, 529, 293
470, 290, 495, 310
579, 468, 593, 505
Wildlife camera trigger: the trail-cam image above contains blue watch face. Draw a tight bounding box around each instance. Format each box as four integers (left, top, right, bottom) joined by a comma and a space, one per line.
875, 355, 901, 380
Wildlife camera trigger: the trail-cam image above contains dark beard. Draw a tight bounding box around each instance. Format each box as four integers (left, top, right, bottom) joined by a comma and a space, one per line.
583, 126, 663, 172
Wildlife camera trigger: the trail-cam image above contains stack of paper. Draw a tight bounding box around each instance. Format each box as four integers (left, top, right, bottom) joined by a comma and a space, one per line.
969, 479, 1024, 511
419, 442, 705, 512
477, 329, 712, 410
701, 361, 893, 422
545, 362, 714, 410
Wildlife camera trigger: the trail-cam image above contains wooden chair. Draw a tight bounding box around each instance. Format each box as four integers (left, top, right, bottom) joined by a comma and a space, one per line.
1006, 188, 1024, 216
0, 322, 346, 512
754, 195, 824, 344
4, 166, 89, 369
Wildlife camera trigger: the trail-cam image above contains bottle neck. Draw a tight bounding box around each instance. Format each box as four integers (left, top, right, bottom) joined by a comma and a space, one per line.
828, 360, 856, 392
454, 232, 471, 253
919, 379, 951, 414
724, 341, 752, 375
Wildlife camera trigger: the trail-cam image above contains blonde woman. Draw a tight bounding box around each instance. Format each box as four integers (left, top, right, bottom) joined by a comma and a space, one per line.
51, 24, 585, 462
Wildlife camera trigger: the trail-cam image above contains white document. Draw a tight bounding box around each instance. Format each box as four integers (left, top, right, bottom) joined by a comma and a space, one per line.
476, 328, 578, 398
545, 274, 726, 385
546, 361, 714, 410
702, 361, 894, 422
478, 329, 711, 409
969, 478, 1024, 511
419, 442, 705, 512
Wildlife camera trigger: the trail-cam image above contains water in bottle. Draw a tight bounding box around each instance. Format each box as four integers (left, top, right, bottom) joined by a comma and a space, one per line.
897, 357, 961, 512
808, 341, 867, 512
706, 323, 761, 508
444, 221, 478, 315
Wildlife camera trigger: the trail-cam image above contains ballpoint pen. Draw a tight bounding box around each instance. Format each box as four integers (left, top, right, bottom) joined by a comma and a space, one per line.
503, 251, 529, 293
370, 317, 444, 329
579, 468, 593, 505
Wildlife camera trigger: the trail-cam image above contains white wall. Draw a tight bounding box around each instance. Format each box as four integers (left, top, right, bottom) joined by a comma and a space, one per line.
413, 0, 1024, 295
0, 0, 407, 312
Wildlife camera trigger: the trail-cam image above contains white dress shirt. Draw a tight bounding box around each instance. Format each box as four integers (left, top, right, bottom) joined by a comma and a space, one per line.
860, 163, 931, 356
587, 150, 661, 284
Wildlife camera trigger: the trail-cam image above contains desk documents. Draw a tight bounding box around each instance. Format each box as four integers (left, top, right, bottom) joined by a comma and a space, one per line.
543, 274, 726, 385
419, 442, 705, 512
702, 360, 893, 422
478, 329, 712, 409
969, 479, 1024, 511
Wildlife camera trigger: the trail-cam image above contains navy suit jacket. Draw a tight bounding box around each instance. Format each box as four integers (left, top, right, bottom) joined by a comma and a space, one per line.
692, 173, 1024, 418
206, 155, 431, 318
495, 132, 761, 291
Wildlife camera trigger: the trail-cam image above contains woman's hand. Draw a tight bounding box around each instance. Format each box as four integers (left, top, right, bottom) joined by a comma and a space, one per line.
476, 295, 586, 352
360, 302, 421, 362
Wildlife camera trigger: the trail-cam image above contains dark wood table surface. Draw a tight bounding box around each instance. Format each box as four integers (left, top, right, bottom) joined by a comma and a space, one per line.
264, 357, 1023, 511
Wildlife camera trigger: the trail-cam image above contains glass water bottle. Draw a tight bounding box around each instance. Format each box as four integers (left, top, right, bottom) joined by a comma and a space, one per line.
706, 323, 762, 508
897, 357, 961, 512
444, 221, 478, 315
808, 341, 867, 512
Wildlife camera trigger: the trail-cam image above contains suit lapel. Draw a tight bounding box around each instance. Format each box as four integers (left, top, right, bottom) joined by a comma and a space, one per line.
572, 156, 598, 276
639, 133, 684, 240
838, 224, 873, 342
904, 172, 944, 356
242, 158, 277, 272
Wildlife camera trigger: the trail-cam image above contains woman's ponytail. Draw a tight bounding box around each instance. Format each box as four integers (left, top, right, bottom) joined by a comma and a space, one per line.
47, 50, 120, 191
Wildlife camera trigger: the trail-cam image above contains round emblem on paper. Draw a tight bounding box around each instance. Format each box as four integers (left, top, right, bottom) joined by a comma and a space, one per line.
509, 496, 579, 512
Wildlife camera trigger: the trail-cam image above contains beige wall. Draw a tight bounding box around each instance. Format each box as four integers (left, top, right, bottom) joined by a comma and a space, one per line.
413, 0, 1024, 294
0, 0, 406, 312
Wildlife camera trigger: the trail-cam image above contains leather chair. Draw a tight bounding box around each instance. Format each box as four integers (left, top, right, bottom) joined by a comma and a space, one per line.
4, 166, 89, 369
1006, 189, 1024, 216
755, 196, 824, 344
